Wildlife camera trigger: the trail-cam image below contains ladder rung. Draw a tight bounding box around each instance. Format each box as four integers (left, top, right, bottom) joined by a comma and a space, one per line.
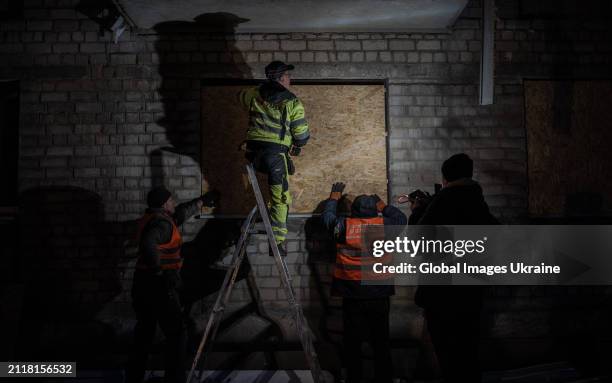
187, 164, 324, 383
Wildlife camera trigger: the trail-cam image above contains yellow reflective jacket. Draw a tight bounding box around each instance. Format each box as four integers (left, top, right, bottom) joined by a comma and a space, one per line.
239, 81, 310, 149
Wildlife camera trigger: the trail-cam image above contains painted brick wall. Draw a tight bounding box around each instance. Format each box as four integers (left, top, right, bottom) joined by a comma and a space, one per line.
2, 0, 612, 371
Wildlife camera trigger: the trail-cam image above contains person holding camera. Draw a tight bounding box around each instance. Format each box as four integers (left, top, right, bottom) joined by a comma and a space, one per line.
406, 153, 498, 383
125, 186, 219, 383
322, 183, 407, 383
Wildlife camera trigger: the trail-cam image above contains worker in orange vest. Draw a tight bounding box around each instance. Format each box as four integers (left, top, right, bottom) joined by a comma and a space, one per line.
322, 182, 407, 383
125, 186, 219, 383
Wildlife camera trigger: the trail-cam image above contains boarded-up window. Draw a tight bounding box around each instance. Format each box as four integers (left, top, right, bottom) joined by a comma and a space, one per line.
201, 83, 387, 214
525, 80, 612, 216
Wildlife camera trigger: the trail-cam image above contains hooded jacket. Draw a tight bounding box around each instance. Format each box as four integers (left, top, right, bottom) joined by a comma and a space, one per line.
239, 81, 310, 151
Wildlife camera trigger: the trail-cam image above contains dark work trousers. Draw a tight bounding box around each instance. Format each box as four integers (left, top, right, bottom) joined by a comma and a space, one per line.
342, 297, 393, 383
425, 306, 481, 383
126, 272, 186, 383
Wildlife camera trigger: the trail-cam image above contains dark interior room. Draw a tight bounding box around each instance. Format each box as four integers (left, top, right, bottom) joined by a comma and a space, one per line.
1, 0, 612, 382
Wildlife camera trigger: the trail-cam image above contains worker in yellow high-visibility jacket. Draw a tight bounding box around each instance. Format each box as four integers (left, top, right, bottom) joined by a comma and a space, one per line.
238, 61, 310, 255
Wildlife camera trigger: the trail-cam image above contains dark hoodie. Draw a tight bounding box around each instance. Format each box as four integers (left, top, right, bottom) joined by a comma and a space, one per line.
350, 194, 379, 218
258, 80, 296, 104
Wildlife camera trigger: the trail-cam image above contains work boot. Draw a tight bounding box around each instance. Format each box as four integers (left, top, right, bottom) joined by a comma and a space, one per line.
269, 241, 287, 257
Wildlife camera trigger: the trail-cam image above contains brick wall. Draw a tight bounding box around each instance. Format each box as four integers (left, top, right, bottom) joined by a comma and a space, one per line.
2, 0, 612, 373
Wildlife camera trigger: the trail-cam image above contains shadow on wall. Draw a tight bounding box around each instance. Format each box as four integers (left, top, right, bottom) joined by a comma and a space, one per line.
17, 187, 135, 363
148, 13, 255, 322
13, 12, 255, 366
302, 197, 353, 380
150, 12, 252, 187
180, 218, 247, 316
149, 11, 279, 365
15, 188, 254, 365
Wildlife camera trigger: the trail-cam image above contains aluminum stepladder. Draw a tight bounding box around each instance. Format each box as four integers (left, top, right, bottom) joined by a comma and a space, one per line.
186, 163, 324, 383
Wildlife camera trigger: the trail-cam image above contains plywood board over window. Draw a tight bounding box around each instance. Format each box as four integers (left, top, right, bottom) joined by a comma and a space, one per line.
200, 83, 387, 215
525, 80, 612, 217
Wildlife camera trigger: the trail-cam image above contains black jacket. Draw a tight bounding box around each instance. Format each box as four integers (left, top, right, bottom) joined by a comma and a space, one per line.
259, 80, 296, 104
410, 178, 498, 310
411, 178, 498, 226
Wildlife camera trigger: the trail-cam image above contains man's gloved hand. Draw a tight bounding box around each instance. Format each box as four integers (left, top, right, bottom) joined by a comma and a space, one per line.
289, 145, 302, 156
407, 190, 432, 211
371, 194, 386, 212
330, 182, 346, 201
200, 190, 220, 208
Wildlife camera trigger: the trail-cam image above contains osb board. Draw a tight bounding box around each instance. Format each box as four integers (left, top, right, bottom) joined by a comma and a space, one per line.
201, 84, 387, 214
525, 80, 612, 216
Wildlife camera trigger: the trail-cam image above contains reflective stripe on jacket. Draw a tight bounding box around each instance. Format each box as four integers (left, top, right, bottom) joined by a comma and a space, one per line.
239, 85, 309, 148
136, 212, 183, 271
334, 216, 392, 282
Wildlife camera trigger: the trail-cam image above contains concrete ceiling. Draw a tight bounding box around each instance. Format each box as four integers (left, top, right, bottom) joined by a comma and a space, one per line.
117, 0, 469, 33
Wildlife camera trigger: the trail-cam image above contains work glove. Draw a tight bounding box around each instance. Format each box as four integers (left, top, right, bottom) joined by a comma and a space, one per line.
330, 182, 346, 201
371, 194, 386, 212
286, 156, 296, 175
289, 145, 302, 156
200, 190, 220, 208
405, 190, 432, 210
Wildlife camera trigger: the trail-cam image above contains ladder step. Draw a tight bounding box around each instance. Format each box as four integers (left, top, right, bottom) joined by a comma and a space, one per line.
187, 164, 323, 383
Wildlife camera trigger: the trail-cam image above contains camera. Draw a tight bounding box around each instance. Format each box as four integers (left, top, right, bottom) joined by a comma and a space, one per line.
397, 183, 441, 206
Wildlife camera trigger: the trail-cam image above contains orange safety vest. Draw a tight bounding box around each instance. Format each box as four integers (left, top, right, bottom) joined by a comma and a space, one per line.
135, 212, 183, 271
334, 216, 393, 282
